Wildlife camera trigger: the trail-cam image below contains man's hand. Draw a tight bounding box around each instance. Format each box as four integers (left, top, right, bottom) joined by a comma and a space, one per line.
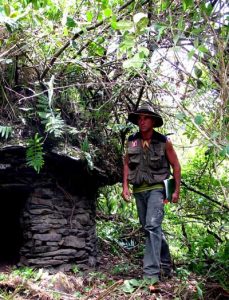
122, 187, 131, 202
172, 191, 179, 203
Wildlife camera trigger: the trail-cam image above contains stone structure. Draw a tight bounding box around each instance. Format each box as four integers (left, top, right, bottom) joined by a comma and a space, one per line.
0, 145, 103, 271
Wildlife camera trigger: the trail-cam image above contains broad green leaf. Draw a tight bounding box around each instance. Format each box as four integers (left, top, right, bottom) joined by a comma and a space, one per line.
116, 20, 133, 31
66, 17, 76, 28
128, 279, 141, 287
4, 4, 11, 16
123, 53, 144, 69
103, 8, 112, 17
122, 280, 136, 293
182, 0, 194, 10
194, 114, 204, 125
198, 44, 209, 53
138, 46, 149, 57
86, 11, 93, 22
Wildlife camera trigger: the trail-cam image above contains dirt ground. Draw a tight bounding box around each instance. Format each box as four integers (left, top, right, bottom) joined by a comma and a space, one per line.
0, 250, 228, 300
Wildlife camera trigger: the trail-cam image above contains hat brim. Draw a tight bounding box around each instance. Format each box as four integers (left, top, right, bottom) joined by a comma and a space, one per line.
128, 111, 163, 127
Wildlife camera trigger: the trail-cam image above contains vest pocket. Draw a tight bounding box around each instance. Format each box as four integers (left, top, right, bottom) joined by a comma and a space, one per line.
149, 156, 162, 169
129, 155, 140, 169
128, 147, 141, 169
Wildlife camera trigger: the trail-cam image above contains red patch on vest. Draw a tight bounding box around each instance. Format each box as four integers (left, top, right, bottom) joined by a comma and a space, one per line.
131, 140, 138, 147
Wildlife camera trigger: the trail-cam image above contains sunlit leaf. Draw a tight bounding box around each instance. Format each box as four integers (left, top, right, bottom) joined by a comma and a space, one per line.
116, 20, 133, 31
122, 280, 136, 293
104, 8, 112, 17
138, 46, 149, 57
123, 53, 144, 69
86, 11, 93, 22
198, 44, 209, 53
194, 114, 204, 125
4, 4, 11, 16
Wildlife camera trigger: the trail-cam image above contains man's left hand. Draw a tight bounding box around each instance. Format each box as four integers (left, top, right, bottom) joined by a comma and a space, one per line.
172, 191, 179, 203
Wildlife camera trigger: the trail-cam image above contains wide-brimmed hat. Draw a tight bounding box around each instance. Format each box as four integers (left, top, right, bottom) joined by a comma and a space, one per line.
128, 103, 163, 127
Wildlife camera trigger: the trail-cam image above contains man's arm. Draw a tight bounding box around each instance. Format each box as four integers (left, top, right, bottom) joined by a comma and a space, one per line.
165, 139, 181, 203
122, 154, 131, 202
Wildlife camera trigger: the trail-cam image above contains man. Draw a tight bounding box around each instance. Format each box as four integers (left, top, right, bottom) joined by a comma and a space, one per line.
122, 102, 181, 282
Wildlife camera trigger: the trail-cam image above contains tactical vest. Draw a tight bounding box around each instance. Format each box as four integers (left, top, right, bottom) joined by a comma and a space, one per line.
127, 132, 170, 186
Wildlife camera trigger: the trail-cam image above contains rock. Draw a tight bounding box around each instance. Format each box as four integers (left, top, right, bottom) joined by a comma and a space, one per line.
36, 249, 77, 257
63, 236, 86, 248
33, 233, 62, 242
76, 213, 90, 225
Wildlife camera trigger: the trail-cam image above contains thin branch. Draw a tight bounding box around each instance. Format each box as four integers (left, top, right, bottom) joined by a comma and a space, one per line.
181, 180, 229, 211
40, 0, 140, 80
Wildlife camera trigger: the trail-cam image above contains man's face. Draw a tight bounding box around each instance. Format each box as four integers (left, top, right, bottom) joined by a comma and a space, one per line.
137, 114, 154, 132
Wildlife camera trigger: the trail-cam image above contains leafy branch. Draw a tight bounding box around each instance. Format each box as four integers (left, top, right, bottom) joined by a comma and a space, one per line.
40, 0, 147, 80
26, 133, 44, 173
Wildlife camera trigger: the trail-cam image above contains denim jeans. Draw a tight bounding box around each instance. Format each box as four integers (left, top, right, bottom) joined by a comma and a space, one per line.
134, 189, 172, 278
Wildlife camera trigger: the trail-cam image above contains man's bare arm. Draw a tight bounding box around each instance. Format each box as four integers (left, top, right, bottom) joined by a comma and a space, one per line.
165, 139, 181, 203
122, 154, 131, 201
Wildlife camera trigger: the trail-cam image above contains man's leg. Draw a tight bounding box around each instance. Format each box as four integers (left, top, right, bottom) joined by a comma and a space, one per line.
140, 189, 164, 279
160, 232, 172, 277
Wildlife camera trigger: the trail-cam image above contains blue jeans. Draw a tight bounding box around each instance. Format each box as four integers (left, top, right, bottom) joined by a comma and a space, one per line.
134, 189, 172, 278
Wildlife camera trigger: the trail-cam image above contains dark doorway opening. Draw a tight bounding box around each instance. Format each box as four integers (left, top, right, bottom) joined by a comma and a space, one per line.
0, 186, 30, 265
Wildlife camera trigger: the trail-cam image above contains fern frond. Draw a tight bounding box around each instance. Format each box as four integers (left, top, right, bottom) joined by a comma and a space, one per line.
45, 113, 65, 137
0, 126, 13, 139
26, 133, 44, 173
37, 96, 65, 137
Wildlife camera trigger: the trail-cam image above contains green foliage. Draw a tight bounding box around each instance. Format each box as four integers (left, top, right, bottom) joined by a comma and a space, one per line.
111, 263, 132, 275
121, 278, 142, 293
0, 126, 12, 139
0, 0, 228, 292
37, 95, 65, 138
12, 266, 36, 280
71, 264, 80, 274
26, 133, 44, 173
99, 184, 132, 215
0, 274, 7, 281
